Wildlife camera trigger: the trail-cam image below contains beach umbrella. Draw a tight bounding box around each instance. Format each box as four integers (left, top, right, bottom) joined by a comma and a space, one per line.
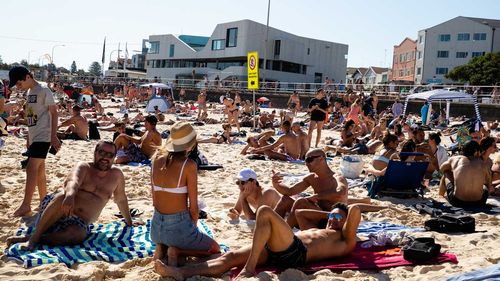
139, 82, 171, 89
257, 97, 270, 103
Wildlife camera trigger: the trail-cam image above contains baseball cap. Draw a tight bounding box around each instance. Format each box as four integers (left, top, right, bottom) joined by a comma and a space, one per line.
8, 66, 30, 88
237, 168, 257, 181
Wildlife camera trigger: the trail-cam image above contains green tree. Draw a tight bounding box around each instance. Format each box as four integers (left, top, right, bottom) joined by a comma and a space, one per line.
88, 61, 102, 76
71, 61, 77, 73
20, 59, 29, 66
446, 52, 500, 85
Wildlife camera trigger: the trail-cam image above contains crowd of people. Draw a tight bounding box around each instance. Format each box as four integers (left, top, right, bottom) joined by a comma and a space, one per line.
1, 65, 499, 279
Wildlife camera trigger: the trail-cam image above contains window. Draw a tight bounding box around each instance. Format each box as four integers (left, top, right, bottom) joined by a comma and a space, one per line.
439, 34, 451, 42
436, 68, 448, 75
148, 41, 160, 54
419, 35, 423, 43
406, 52, 410, 61
411, 51, 415, 60
417, 67, 421, 75
473, 33, 487, 40
169, 44, 175, 57
307, 48, 310, 55
400, 54, 404, 62
457, 33, 470, 41
437, 50, 449, 58
226, 28, 238, 47
472, 52, 486, 57
274, 40, 281, 56
211, 39, 225, 50
456, 52, 468, 58
406, 68, 411, 76
418, 51, 422, 59
399, 69, 403, 77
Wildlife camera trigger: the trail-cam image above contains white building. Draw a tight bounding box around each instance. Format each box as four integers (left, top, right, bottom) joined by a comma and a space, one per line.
145, 19, 348, 85
415, 16, 500, 84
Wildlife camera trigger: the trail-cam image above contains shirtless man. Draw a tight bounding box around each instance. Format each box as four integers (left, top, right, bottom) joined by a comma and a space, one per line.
6, 141, 141, 251
57, 105, 89, 140
439, 140, 492, 207
114, 115, 162, 164
272, 149, 348, 227
155, 203, 361, 279
291, 121, 309, 160
240, 130, 275, 155
228, 168, 281, 220
197, 90, 207, 120
250, 120, 301, 161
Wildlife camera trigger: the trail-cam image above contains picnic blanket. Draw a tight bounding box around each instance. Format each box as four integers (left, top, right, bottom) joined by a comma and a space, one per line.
5, 219, 226, 268
445, 264, 500, 281
230, 243, 458, 278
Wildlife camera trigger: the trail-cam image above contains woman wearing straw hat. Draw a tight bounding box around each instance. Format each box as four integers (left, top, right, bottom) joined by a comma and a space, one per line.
150, 122, 220, 267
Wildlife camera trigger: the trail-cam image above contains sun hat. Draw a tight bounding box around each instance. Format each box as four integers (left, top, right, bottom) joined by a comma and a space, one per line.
165, 122, 197, 152
237, 168, 257, 181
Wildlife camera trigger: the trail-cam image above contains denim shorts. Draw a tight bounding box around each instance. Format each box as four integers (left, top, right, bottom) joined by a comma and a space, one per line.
150, 209, 215, 251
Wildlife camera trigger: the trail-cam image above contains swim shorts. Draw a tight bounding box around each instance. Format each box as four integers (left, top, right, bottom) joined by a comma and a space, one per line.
36, 193, 90, 235
265, 235, 307, 268
446, 182, 488, 208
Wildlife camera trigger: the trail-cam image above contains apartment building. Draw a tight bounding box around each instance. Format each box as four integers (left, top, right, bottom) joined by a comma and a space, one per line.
145, 19, 348, 84
392, 38, 417, 82
415, 16, 500, 84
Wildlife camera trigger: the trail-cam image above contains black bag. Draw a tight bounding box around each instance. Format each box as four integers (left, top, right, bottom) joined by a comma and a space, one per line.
402, 237, 441, 262
88, 121, 100, 140
424, 214, 475, 233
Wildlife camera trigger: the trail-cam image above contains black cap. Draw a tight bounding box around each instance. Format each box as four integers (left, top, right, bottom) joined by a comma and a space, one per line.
8, 66, 30, 88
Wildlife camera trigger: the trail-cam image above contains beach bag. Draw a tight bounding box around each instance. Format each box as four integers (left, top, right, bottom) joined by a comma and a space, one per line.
188, 144, 208, 167
402, 237, 441, 262
88, 120, 100, 140
340, 155, 364, 179
424, 215, 475, 233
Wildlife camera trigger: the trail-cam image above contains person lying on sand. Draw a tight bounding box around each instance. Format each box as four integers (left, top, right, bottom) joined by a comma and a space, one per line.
155, 204, 361, 280
198, 123, 232, 144
228, 168, 281, 220
114, 115, 161, 164
249, 120, 301, 161
272, 149, 370, 228
57, 105, 88, 140
240, 130, 275, 155
7, 141, 142, 251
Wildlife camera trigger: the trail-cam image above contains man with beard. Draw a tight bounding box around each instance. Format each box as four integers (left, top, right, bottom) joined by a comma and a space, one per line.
6, 141, 142, 251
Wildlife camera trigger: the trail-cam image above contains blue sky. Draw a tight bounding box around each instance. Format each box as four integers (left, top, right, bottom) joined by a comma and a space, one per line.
1, 0, 499, 71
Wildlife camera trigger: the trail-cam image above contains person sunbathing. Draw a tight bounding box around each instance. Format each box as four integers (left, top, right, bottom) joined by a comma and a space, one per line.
155, 204, 361, 280
491, 155, 500, 195
6, 141, 142, 251
249, 120, 301, 161
198, 123, 232, 144
439, 140, 492, 207
150, 122, 220, 267
291, 121, 309, 160
272, 149, 368, 228
114, 115, 161, 164
57, 105, 88, 140
228, 168, 281, 220
240, 130, 275, 155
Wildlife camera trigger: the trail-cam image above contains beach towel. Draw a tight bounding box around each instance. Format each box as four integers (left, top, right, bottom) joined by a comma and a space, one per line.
412, 199, 500, 216
357, 221, 424, 235
127, 159, 152, 167
5, 219, 227, 268
445, 264, 500, 281
230, 243, 457, 278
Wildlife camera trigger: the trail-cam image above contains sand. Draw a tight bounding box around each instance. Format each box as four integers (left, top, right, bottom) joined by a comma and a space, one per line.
0, 102, 499, 281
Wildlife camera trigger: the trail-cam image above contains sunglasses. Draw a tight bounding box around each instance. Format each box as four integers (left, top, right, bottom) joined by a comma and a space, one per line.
97, 149, 116, 159
305, 155, 322, 163
236, 179, 254, 185
328, 212, 344, 221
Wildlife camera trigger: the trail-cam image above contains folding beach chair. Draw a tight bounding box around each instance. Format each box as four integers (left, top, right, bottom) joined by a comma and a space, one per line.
379, 152, 429, 198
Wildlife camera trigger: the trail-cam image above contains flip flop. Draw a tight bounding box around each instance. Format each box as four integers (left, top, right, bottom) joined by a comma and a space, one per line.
114, 208, 144, 218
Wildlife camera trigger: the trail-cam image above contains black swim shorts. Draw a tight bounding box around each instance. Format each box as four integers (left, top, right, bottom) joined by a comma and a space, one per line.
446, 182, 489, 208
26, 142, 51, 159
265, 235, 307, 268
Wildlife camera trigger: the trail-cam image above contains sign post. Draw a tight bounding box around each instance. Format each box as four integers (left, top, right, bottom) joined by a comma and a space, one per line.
247, 51, 259, 130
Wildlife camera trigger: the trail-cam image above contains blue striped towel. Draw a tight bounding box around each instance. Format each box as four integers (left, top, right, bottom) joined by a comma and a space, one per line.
5, 219, 227, 268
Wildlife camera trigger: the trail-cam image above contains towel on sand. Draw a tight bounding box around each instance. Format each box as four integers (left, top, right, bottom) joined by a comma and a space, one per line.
5, 219, 226, 268
231, 243, 458, 278
445, 264, 500, 281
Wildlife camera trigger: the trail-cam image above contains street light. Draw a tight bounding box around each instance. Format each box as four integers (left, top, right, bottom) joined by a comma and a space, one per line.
51, 44, 65, 65
27, 50, 36, 65
109, 49, 121, 70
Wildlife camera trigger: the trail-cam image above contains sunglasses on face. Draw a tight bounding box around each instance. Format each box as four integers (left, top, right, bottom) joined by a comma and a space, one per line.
328, 212, 344, 221
97, 149, 116, 159
305, 155, 321, 163
236, 179, 253, 185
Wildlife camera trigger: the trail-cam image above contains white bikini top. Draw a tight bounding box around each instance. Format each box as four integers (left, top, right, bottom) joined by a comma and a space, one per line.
152, 158, 188, 194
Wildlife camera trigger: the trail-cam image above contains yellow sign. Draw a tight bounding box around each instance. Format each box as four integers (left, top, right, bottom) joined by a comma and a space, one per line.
247, 51, 259, 90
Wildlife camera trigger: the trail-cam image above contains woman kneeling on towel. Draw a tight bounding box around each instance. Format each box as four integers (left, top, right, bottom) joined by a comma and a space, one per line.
150, 122, 220, 266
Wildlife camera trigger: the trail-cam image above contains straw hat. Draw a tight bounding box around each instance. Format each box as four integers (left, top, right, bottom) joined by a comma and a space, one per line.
165, 122, 197, 152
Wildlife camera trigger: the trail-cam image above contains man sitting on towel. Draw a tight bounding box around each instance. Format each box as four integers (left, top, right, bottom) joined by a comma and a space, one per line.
155, 203, 360, 279
228, 168, 281, 220
7, 141, 143, 251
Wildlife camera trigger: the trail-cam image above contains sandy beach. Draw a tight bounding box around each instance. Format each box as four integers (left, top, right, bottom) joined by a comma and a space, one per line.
0, 103, 499, 281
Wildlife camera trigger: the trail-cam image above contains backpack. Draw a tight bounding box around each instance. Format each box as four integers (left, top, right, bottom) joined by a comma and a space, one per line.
424, 214, 475, 233
402, 237, 441, 262
88, 121, 101, 140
